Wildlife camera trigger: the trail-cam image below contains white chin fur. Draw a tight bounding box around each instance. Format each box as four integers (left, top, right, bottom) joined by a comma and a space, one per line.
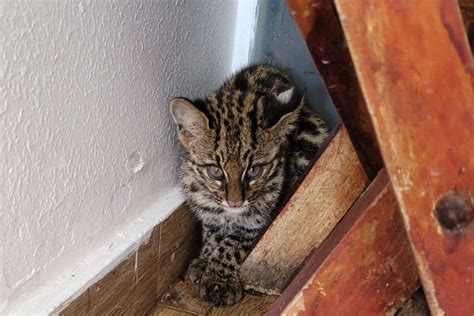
223, 206, 249, 214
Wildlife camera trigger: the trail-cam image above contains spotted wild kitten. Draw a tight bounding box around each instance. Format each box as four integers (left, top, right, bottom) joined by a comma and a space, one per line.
169, 64, 328, 307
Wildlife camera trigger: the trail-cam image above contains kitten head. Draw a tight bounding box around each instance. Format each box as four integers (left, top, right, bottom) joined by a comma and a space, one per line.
170, 87, 302, 217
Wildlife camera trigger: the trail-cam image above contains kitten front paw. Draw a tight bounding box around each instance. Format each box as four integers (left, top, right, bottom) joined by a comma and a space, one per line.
186, 257, 207, 285
199, 273, 243, 307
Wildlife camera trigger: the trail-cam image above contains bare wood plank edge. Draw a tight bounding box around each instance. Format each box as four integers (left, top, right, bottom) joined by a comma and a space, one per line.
268, 170, 419, 315
334, 0, 474, 314
268, 122, 341, 217
267, 169, 390, 314
283, 123, 342, 197
241, 125, 368, 295
287, 0, 383, 176
246, 123, 342, 250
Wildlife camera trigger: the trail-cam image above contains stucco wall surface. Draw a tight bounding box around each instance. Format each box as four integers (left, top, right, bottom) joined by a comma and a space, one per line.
0, 0, 237, 312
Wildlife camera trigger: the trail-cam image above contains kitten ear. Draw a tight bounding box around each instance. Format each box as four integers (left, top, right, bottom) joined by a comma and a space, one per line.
269, 108, 300, 139
276, 87, 304, 110
276, 87, 295, 104
169, 98, 209, 147
263, 87, 303, 129
268, 88, 302, 138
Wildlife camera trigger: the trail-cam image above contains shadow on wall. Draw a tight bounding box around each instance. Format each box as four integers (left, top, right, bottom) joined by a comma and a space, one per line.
251, 0, 340, 130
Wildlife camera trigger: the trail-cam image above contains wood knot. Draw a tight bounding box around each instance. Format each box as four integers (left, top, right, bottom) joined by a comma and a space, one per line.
434, 193, 473, 231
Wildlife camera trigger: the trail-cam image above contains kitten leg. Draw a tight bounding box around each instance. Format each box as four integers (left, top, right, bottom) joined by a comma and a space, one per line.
197, 224, 258, 307
186, 226, 215, 285
186, 257, 207, 284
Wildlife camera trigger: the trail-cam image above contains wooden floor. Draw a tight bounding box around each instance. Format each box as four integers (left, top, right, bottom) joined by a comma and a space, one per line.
148, 280, 430, 316
149, 280, 277, 316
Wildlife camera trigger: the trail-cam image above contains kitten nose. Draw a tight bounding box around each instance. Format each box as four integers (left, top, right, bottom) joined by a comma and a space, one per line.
227, 199, 244, 208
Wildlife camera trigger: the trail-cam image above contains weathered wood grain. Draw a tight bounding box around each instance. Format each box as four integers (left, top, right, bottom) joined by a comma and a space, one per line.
85, 225, 160, 315
287, 0, 383, 177
209, 294, 277, 316
334, 0, 474, 314
59, 290, 89, 316
157, 204, 200, 298
159, 204, 199, 258
268, 170, 419, 316
154, 279, 277, 316
240, 125, 368, 295
150, 306, 193, 316
157, 280, 212, 315
59, 204, 200, 315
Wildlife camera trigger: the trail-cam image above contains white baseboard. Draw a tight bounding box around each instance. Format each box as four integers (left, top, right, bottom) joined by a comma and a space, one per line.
2, 188, 184, 316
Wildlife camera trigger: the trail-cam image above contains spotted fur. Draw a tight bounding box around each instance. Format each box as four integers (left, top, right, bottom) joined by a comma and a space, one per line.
169, 64, 328, 307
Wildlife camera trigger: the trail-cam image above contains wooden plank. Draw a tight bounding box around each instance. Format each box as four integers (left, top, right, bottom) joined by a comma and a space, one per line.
156, 205, 200, 298
334, 0, 474, 314
87, 226, 161, 315
268, 170, 419, 315
150, 306, 194, 316
159, 204, 199, 258
287, 0, 383, 177
158, 280, 212, 315
240, 125, 368, 295
156, 204, 200, 297
208, 294, 277, 316
155, 279, 277, 316
59, 290, 89, 316
59, 204, 200, 315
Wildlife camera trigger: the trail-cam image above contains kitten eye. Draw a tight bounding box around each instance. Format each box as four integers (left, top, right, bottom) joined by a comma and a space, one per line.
247, 166, 263, 180
206, 166, 224, 180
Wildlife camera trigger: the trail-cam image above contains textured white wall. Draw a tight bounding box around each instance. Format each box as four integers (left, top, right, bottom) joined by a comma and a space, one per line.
0, 0, 238, 312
